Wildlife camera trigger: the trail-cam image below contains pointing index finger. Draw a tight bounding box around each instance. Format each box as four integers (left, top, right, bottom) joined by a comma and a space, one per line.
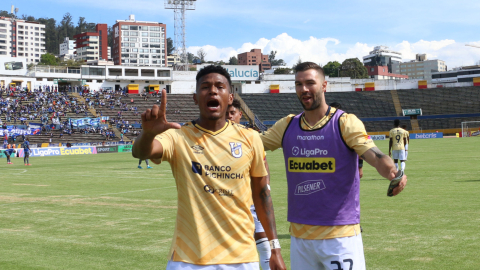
159, 88, 167, 116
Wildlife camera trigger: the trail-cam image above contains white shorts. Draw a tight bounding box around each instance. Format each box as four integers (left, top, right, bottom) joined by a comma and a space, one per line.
392, 150, 406, 160
290, 234, 366, 270
405, 145, 408, 159
166, 261, 259, 270
250, 205, 265, 234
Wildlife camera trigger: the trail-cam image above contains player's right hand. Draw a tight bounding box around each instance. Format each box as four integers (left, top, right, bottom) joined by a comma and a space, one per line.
141, 89, 181, 136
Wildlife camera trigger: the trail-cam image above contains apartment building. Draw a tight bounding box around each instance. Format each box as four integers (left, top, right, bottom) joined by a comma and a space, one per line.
393, 54, 447, 81
0, 17, 46, 63
237, 49, 271, 72
112, 15, 167, 67
73, 24, 108, 62
363, 46, 402, 74
59, 37, 75, 59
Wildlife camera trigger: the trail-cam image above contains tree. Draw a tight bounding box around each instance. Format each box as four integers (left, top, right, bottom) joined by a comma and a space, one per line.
339, 58, 368, 79
292, 57, 302, 71
228, 56, 238, 65
323, 61, 341, 77
268, 50, 286, 66
0, 10, 13, 18
197, 48, 207, 63
76, 17, 87, 35
107, 26, 114, 48
274, 68, 292, 74
167, 38, 175, 55
187, 52, 195, 63
39, 53, 59, 66
269, 51, 277, 63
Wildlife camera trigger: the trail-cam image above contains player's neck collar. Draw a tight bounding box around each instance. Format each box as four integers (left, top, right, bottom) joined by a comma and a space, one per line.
192, 119, 229, 136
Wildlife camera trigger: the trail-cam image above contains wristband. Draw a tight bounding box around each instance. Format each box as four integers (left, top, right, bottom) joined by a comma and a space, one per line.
269, 239, 281, 250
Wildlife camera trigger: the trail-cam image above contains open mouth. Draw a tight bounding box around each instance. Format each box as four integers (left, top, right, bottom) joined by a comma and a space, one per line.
207, 100, 220, 110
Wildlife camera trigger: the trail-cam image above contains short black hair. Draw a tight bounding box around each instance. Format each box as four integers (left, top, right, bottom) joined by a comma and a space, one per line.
196, 65, 232, 90
329, 102, 342, 109
294, 62, 325, 79
228, 99, 241, 110
394, 119, 400, 127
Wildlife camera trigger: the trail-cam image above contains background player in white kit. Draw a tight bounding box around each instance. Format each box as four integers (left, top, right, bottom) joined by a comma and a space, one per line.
401, 124, 410, 161
389, 119, 408, 172
226, 99, 272, 270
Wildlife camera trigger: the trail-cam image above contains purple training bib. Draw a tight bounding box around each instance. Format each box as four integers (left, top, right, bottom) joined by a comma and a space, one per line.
282, 109, 360, 226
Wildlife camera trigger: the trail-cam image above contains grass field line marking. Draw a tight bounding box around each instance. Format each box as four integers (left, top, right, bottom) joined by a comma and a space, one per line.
99, 186, 176, 195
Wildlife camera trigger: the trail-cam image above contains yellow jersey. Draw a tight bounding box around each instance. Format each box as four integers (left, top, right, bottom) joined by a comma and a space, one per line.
389, 128, 407, 150
153, 120, 267, 265
261, 107, 375, 240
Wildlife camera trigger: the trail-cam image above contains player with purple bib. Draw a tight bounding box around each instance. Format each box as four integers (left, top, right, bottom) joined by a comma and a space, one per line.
261, 62, 408, 270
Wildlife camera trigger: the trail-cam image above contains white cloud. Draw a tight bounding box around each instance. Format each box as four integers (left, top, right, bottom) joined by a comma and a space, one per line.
189, 33, 480, 69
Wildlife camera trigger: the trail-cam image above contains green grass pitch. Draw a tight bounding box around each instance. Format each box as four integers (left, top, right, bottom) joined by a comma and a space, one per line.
0, 137, 479, 269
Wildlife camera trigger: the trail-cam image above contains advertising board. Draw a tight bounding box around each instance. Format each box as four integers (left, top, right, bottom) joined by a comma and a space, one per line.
118, 145, 133, 152
30, 146, 97, 157
198, 65, 260, 81
96, 146, 118, 153
370, 135, 386, 140
410, 132, 443, 139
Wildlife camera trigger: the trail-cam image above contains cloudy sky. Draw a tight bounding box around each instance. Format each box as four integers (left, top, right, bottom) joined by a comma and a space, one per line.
9, 0, 480, 68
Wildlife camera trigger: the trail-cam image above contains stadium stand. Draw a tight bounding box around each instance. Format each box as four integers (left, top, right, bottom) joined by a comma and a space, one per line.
0, 89, 120, 145
2, 85, 479, 143
240, 86, 480, 133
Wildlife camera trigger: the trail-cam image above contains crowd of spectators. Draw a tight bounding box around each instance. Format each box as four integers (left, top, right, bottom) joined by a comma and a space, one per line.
0, 86, 119, 143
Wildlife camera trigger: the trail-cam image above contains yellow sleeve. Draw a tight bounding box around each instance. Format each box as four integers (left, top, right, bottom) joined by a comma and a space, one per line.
151, 129, 177, 164
339, 113, 376, 156
250, 132, 268, 177
260, 115, 294, 151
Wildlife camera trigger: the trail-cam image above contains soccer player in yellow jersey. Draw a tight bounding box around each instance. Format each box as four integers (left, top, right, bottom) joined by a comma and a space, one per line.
389, 120, 408, 172
260, 62, 408, 270
132, 65, 286, 270
227, 99, 272, 270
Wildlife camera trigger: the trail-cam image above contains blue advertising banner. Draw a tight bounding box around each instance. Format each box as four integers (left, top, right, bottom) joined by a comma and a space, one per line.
70, 118, 102, 127
410, 132, 444, 139
370, 135, 386, 140
0, 127, 41, 136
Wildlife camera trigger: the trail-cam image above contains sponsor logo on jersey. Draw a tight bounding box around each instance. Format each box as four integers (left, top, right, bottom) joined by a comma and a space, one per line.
295, 180, 326, 195
192, 161, 203, 175
191, 145, 204, 154
292, 147, 328, 157
229, 142, 242, 158
191, 161, 244, 179
288, 157, 335, 173
296, 135, 324, 141
203, 185, 234, 197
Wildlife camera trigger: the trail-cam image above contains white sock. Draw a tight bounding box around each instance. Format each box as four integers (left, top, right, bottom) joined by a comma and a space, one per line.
401, 162, 406, 171
256, 238, 271, 270
395, 163, 398, 170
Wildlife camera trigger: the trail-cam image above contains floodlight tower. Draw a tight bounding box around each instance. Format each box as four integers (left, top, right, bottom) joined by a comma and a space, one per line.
165, 0, 196, 71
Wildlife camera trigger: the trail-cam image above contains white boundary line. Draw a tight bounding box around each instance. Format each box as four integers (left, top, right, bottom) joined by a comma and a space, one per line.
99, 186, 176, 195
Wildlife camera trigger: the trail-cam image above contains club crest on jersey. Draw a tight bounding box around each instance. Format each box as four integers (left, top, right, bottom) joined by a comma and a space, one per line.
229, 142, 242, 158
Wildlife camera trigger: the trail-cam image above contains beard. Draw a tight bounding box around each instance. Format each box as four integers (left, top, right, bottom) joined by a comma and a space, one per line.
299, 92, 322, 111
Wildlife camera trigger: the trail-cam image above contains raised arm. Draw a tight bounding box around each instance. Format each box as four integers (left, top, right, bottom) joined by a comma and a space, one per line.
361, 147, 407, 196
251, 175, 286, 270
132, 89, 180, 160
